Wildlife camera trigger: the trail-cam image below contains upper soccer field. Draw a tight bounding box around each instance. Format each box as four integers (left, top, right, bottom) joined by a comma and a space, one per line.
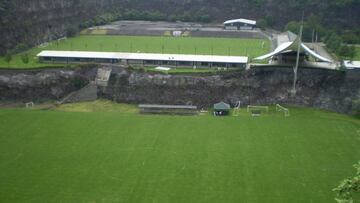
0, 103, 359, 202
0, 35, 270, 68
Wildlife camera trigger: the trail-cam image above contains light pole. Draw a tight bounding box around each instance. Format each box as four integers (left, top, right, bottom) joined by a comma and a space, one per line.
291, 13, 304, 96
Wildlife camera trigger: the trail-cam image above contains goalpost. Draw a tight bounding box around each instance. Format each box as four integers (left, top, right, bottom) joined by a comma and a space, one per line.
247, 105, 269, 117
276, 104, 290, 117
25, 102, 34, 108
233, 101, 241, 116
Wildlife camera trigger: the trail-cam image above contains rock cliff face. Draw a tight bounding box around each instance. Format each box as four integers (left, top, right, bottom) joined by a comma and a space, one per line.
1, 0, 359, 54
0, 0, 123, 54
0, 68, 96, 102
1, 67, 358, 114
102, 68, 360, 114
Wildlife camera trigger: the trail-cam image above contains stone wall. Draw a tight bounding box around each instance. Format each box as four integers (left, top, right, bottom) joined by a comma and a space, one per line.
0, 0, 123, 54
103, 67, 360, 114
0, 68, 96, 102
1, 67, 359, 114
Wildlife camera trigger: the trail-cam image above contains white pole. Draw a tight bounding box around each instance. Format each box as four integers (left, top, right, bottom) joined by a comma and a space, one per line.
292, 13, 304, 96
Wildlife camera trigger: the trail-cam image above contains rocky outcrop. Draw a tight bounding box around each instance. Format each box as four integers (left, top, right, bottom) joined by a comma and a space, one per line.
0, 0, 124, 54
1, 66, 359, 114
58, 82, 98, 104
0, 68, 96, 102
101, 67, 360, 114
1, 0, 359, 54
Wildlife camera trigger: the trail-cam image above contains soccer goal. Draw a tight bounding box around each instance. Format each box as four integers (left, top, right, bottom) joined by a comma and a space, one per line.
25, 102, 34, 108
276, 104, 290, 117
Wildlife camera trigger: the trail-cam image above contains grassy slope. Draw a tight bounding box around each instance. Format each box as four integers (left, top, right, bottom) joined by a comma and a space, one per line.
0, 35, 270, 69
355, 47, 360, 60
0, 107, 359, 203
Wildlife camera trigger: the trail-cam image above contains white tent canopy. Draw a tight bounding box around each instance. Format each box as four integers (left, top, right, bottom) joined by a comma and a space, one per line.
223, 19, 256, 26
255, 37, 332, 63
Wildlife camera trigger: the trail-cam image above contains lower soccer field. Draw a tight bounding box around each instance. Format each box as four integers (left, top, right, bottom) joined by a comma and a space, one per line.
0, 105, 359, 202
0, 35, 270, 68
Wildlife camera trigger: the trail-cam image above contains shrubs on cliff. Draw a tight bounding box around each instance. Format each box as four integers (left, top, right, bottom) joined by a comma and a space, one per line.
21, 54, 29, 64
4, 52, 12, 67
352, 100, 360, 118
79, 9, 211, 29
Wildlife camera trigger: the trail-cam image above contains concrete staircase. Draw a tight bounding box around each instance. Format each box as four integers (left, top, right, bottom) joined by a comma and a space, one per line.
57, 66, 113, 104
58, 82, 98, 104
95, 66, 112, 87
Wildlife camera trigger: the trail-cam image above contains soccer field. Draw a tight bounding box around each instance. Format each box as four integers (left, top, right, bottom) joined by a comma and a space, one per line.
0, 35, 270, 69
0, 104, 359, 202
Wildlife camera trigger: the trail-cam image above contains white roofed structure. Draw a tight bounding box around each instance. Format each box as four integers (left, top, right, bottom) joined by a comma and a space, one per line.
254, 32, 338, 69
343, 60, 360, 69
223, 19, 257, 26
37, 51, 248, 64
255, 38, 332, 63
37, 51, 248, 68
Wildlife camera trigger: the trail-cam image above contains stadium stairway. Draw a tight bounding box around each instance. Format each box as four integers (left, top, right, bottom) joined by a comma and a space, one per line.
95, 66, 112, 87
57, 66, 114, 104
57, 82, 98, 104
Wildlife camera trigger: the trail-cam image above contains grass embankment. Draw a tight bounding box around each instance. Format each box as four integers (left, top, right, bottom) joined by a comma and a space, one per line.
0, 35, 270, 69
355, 47, 360, 60
0, 104, 359, 202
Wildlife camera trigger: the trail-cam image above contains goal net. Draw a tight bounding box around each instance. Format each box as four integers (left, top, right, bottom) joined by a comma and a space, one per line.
276, 104, 290, 117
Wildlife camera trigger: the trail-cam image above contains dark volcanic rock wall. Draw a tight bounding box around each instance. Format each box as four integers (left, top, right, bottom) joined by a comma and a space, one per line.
0, 68, 96, 102
0, 67, 359, 114
102, 68, 360, 114
0, 0, 124, 54
1, 0, 359, 54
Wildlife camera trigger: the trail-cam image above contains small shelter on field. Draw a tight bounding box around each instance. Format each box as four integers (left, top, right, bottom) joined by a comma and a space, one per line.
139, 104, 198, 115
213, 102, 231, 116
223, 19, 257, 30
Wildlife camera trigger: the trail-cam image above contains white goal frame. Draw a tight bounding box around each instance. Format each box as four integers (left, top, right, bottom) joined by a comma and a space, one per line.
25, 102, 34, 108
276, 104, 290, 117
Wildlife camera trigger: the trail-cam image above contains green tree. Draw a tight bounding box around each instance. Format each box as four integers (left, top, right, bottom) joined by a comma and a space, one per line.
338, 45, 356, 60
342, 31, 359, 44
4, 52, 12, 68
257, 19, 268, 30
284, 21, 312, 41
325, 32, 342, 53
21, 54, 29, 64
333, 161, 360, 203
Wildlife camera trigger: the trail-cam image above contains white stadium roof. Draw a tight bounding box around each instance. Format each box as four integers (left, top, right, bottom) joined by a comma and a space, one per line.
37, 51, 248, 64
255, 37, 333, 63
343, 60, 360, 69
223, 18, 257, 25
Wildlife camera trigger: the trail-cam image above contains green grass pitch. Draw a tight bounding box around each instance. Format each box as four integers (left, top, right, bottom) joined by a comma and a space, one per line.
0, 105, 359, 202
0, 35, 270, 69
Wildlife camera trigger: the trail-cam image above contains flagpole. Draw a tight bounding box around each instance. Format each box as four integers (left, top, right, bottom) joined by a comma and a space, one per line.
291, 12, 304, 96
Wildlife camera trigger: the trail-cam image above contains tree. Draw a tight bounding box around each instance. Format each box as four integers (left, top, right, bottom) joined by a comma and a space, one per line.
21, 54, 29, 64
65, 27, 78, 37
284, 21, 312, 42
338, 45, 356, 60
325, 32, 342, 53
333, 161, 360, 203
352, 100, 360, 118
257, 19, 268, 30
348, 46, 356, 61
4, 52, 12, 68
342, 31, 359, 44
